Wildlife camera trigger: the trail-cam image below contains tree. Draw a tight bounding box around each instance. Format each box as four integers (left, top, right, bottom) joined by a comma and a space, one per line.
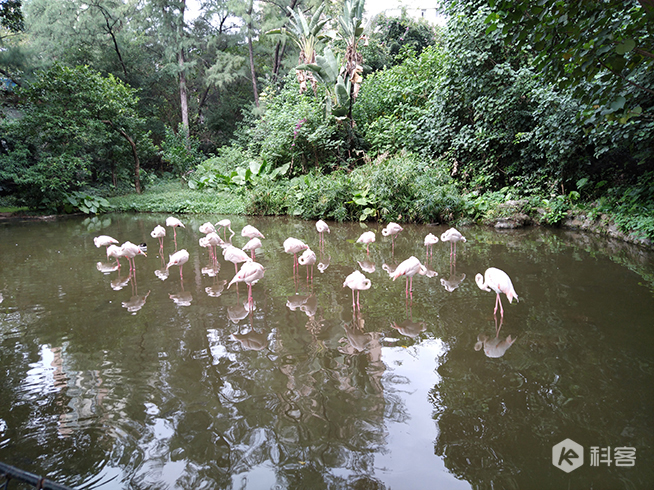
0, 0, 23, 32
0, 63, 151, 209
482, 0, 654, 117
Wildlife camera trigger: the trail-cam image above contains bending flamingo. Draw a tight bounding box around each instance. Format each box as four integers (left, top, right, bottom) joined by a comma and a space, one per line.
298, 248, 317, 282
441, 227, 466, 260
121, 241, 147, 273
167, 249, 190, 282
343, 270, 371, 311
166, 216, 185, 250
241, 224, 265, 240
316, 220, 330, 249
382, 222, 403, 254
242, 237, 262, 260
424, 233, 439, 259
392, 256, 428, 299
283, 237, 309, 276
228, 260, 265, 306
216, 219, 235, 240
475, 267, 519, 318
94, 235, 119, 250
222, 244, 250, 273
151, 225, 166, 254
356, 231, 376, 255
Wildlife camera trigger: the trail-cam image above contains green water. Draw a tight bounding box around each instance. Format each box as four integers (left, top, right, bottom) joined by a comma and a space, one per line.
1, 214, 652, 489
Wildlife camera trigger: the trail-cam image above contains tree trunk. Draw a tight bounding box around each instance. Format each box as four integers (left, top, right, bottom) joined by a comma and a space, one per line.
247, 1, 259, 107
179, 48, 189, 134
103, 120, 142, 194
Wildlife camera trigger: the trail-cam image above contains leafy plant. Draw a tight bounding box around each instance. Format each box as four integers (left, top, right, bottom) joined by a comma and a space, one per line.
63, 191, 114, 214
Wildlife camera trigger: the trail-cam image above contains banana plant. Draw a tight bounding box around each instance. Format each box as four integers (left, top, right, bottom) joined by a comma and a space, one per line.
266, 4, 330, 92
297, 48, 351, 119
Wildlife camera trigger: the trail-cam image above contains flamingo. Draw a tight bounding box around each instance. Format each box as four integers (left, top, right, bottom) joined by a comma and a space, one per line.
206, 232, 224, 264
356, 231, 376, 255
242, 237, 262, 260
222, 244, 250, 273
94, 235, 119, 250
382, 222, 403, 254
424, 233, 439, 259
167, 249, 189, 281
166, 216, 185, 249
241, 224, 265, 240
228, 260, 265, 306
199, 236, 215, 265
475, 267, 519, 318
441, 227, 466, 260
215, 219, 235, 240
283, 237, 309, 275
106, 244, 125, 268
121, 241, 147, 272
392, 256, 428, 299
343, 270, 371, 310
199, 222, 216, 234
298, 248, 317, 281
151, 225, 166, 254
316, 220, 330, 249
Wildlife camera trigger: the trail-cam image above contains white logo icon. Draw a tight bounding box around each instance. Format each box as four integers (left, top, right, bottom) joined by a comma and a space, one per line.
553, 438, 584, 473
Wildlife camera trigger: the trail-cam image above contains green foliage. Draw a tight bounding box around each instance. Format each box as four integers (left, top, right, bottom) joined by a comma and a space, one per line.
354, 45, 446, 155
483, 0, 654, 115
362, 11, 439, 71
246, 153, 467, 223
63, 191, 114, 215
239, 75, 350, 174
109, 181, 247, 214
159, 125, 202, 177
0, 62, 147, 210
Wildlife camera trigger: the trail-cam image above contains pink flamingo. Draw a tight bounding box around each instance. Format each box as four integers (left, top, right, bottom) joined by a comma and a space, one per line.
228, 260, 265, 306
283, 237, 309, 275
392, 256, 428, 299
199, 222, 216, 234
166, 216, 184, 250
94, 235, 118, 250
424, 233, 439, 259
298, 248, 317, 282
242, 237, 262, 260
316, 219, 330, 249
167, 249, 189, 282
151, 225, 166, 254
106, 244, 125, 269
382, 222, 403, 254
343, 270, 371, 310
241, 224, 265, 240
215, 219, 235, 240
121, 241, 147, 273
222, 244, 250, 274
441, 227, 466, 260
356, 231, 376, 255
475, 267, 519, 318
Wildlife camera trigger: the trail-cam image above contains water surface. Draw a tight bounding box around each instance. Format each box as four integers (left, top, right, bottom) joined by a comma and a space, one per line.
1, 214, 653, 489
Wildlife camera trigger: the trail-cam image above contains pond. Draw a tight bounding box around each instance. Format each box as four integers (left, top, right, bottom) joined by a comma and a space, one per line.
1, 214, 653, 489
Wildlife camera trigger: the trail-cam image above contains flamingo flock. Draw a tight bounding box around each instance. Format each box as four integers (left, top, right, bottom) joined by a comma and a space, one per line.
93, 219, 520, 348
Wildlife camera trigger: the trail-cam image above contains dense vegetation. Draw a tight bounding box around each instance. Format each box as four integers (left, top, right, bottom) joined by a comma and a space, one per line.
1, 0, 652, 243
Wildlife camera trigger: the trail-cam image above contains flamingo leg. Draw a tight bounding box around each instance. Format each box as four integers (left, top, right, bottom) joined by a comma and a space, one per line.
180, 265, 184, 282
352, 289, 356, 310
357, 290, 361, 310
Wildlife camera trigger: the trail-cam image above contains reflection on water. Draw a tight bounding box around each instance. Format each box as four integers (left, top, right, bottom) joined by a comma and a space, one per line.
1, 215, 653, 489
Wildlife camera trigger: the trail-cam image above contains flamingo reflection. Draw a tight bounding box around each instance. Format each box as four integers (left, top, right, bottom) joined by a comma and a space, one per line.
96, 261, 119, 274
228, 301, 255, 324
232, 329, 268, 351
475, 315, 516, 358
358, 259, 376, 274
441, 259, 466, 292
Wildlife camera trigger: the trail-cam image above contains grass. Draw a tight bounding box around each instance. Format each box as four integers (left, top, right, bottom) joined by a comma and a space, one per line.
108, 181, 247, 215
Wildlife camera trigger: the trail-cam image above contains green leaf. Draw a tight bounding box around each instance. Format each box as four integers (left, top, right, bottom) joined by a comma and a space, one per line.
615, 39, 636, 55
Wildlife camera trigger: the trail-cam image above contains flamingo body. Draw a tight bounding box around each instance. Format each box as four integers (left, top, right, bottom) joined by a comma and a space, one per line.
393, 256, 428, 298
150, 226, 166, 240
382, 222, 403, 237
94, 235, 119, 248
228, 260, 265, 305
343, 270, 371, 310
356, 231, 376, 254
242, 237, 262, 259
475, 267, 518, 317
199, 222, 216, 234
241, 224, 265, 239
166, 216, 185, 230
121, 241, 147, 272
